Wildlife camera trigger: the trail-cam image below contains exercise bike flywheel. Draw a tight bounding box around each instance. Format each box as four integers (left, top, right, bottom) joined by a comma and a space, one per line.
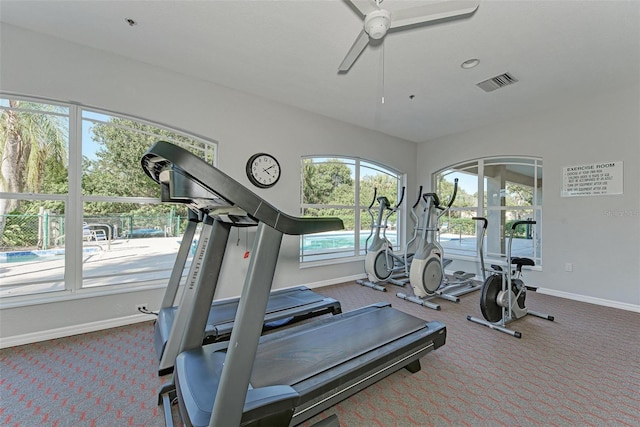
479, 274, 503, 323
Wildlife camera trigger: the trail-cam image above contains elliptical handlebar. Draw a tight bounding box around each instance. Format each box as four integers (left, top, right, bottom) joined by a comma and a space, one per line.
435, 178, 458, 220
412, 186, 423, 209
368, 187, 378, 210
445, 178, 459, 210
383, 186, 405, 227
393, 187, 406, 211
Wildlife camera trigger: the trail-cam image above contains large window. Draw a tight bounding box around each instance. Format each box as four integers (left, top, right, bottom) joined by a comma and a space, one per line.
300, 157, 402, 263
0, 96, 216, 300
435, 157, 542, 265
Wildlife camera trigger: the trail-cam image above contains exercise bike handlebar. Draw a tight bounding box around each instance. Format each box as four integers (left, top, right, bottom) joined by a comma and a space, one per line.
510, 219, 536, 230
472, 216, 488, 230
472, 217, 488, 281
507, 220, 536, 272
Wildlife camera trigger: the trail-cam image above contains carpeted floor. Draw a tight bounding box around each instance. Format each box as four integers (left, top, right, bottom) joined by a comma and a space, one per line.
1, 280, 639, 426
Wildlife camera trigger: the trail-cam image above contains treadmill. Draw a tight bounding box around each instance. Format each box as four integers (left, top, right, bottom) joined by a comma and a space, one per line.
154, 186, 341, 376
141, 141, 446, 427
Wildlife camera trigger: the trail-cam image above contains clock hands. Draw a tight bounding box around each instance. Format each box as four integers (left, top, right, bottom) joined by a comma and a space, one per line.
263, 165, 277, 177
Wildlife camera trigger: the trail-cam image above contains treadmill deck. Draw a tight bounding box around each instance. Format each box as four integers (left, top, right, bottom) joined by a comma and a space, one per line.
175, 303, 446, 427
154, 285, 342, 361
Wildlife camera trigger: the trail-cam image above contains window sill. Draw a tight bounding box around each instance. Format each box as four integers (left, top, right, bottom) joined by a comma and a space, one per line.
0, 282, 167, 310
300, 255, 364, 269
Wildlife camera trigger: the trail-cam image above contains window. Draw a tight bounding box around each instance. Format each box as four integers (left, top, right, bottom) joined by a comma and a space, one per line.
0, 96, 216, 300
435, 157, 542, 265
300, 156, 402, 263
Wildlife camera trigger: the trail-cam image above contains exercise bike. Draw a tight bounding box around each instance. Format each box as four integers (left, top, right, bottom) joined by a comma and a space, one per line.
357, 187, 410, 292
398, 179, 485, 310
467, 219, 554, 338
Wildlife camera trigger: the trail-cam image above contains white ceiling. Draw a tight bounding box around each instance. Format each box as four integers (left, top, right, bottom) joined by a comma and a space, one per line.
1, 0, 639, 143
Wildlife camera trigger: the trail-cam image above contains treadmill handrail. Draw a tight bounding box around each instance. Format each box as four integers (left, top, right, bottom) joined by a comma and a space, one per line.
142, 141, 344, 236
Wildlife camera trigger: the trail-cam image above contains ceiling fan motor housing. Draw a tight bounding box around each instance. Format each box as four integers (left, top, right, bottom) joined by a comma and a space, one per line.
364, 9, 391, 39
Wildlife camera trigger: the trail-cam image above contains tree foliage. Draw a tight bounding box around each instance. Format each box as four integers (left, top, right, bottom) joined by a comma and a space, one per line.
302, 159, 354, 205
0, 100, 68, 239
301, 158, 400, 231
83, 118, 163, 198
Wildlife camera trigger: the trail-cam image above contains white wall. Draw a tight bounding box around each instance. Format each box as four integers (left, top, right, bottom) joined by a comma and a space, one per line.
0, 24, 417, 340
417, 86, 640, 308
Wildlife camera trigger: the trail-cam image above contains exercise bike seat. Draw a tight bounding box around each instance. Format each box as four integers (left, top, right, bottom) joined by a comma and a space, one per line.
511, 257, 535, 272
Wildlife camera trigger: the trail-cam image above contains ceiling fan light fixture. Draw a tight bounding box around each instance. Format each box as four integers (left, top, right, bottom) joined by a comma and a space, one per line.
364, 10, 391, 40
461, 58, 480, 69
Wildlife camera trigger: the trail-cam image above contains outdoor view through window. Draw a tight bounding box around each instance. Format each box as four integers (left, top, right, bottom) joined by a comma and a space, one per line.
0, 97, 216, 299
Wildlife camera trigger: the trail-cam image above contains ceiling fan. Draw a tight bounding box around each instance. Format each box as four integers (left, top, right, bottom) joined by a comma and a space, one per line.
338, 0, 480, 72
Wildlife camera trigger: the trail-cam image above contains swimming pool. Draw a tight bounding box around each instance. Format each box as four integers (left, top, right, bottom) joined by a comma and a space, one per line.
0, 247, 100, 263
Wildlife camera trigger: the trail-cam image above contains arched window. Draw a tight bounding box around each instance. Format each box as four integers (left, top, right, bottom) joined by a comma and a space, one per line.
300, 156, 403, 263
435, 157, 543, 265
0, 96, 216, 299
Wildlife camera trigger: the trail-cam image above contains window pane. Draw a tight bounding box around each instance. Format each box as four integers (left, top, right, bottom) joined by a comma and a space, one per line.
82, 202, 191, 288
437, 168, 478, 208
439, 209, 480, 258
82, 112, 214, 197
301, 207, 357, 262
435, 157, 542, 266
485, 162, 539, 208
360, 164, 398, 208
0, 199, 66, 297
301, 158, 355, 205
0, 99, 69, 196
301, 157, 400, 263
484, 209, 539, 263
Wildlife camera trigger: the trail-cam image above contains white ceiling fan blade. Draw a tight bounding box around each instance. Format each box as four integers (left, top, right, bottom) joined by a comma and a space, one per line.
338, 29, 371, 72
389, 1, 479, 30
346, 0, 380, 17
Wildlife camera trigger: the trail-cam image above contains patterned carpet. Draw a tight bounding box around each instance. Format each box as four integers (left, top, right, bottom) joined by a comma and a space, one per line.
1, 280, 639, 426
1, 323, 166, 427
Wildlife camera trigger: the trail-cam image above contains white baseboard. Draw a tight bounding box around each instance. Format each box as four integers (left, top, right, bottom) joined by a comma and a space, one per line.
536, 288, 640, 313
0, 313, 154, 349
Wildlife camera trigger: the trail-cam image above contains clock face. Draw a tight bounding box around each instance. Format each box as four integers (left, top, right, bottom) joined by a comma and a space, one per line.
246, 153, 281, 188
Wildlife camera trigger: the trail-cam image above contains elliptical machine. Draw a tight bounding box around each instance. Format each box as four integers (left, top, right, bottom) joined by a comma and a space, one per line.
397, 182, 486, 310
357, 187, 409, 292
398, 179, 485, 310
467, 219, 554, 338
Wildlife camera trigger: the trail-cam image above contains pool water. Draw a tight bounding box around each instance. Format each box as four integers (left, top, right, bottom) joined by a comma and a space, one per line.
0, 247, 99, 263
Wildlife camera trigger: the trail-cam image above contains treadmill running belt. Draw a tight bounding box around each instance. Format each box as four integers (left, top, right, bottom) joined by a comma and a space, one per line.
206, 290, 325, 326
250, 307, 426, 388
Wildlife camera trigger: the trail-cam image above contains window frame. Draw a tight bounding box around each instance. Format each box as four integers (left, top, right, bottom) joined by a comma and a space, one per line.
0, 94, 217, 306
300, 155, 404, 265
434, 156, 543, 267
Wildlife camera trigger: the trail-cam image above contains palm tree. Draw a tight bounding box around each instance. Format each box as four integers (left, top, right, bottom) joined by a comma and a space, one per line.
0, 99, 68, 241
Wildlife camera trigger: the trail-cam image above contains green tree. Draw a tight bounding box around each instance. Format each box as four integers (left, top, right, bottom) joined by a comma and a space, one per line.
506, 183, 533, 207
302, 159, 353, 205
83, 119, 164, 198
0, 100, 68, 239
360, 174, 398, 207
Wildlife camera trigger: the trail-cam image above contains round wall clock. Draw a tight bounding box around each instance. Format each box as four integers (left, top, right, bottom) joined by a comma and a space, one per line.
246, 153, 281, 188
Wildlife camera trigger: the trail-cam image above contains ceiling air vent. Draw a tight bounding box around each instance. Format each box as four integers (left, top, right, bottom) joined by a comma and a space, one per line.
476, 72, 518, 92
